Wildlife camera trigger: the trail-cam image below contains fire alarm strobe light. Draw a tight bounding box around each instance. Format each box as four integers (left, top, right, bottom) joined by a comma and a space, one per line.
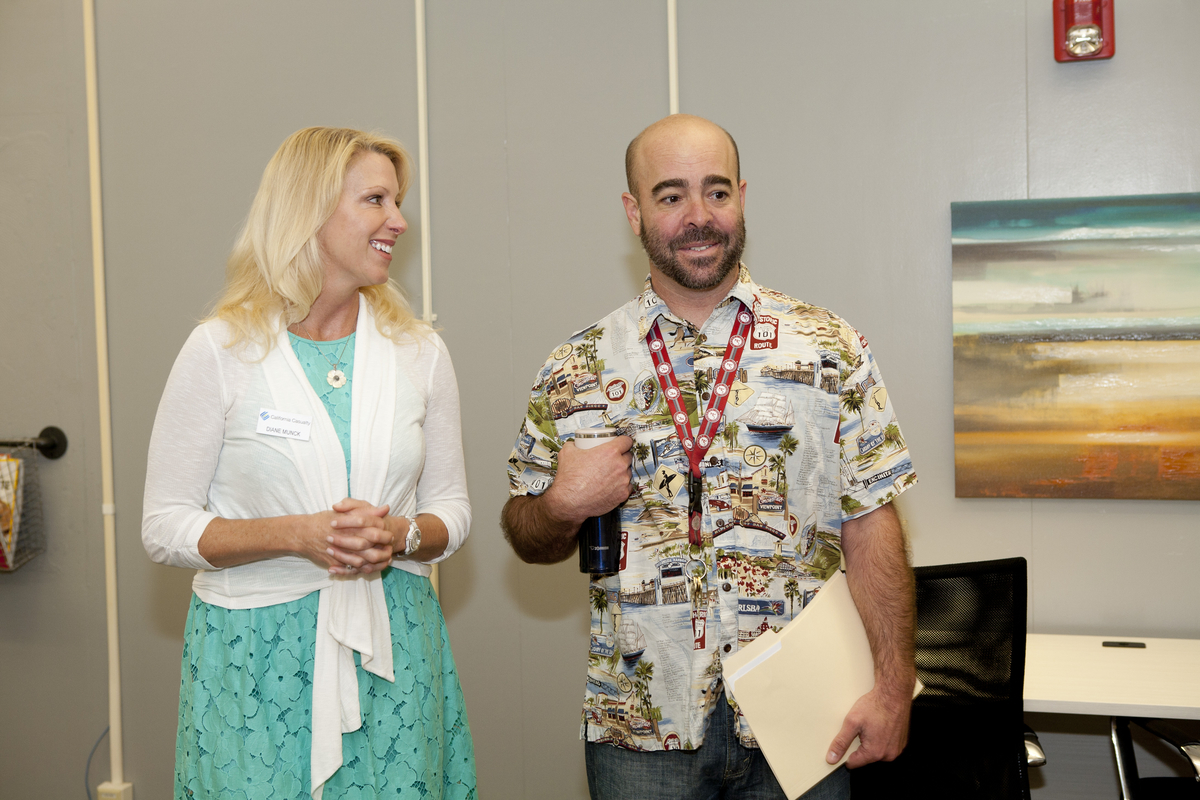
1054, 0, 1115, 62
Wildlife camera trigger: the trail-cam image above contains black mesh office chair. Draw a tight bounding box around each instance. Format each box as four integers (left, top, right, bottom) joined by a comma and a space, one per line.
1112, 716, 1200, 799
851, 556, 1033, 800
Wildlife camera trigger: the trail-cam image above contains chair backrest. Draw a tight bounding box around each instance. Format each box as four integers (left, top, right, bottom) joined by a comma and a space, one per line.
851, 556, 1029, 800
914, 557, 1028, 708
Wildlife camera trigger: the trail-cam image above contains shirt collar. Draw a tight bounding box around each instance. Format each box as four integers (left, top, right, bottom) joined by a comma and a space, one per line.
636, 264, 761, 337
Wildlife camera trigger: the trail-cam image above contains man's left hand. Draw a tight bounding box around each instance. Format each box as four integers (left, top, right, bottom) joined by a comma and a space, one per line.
826, 685, 911, 768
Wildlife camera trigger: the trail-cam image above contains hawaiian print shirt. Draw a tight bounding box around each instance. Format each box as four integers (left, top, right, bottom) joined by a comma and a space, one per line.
506, 267, 917, 752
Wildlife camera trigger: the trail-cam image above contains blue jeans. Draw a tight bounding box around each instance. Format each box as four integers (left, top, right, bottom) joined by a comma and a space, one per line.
584, 691, 850, 800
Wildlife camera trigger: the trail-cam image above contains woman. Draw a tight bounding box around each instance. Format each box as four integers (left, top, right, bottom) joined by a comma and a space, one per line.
143, 127, 476, 799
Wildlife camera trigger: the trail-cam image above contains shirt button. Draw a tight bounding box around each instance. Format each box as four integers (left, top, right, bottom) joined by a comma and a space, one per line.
723, 644, 732, 653
722, 583, 732, 592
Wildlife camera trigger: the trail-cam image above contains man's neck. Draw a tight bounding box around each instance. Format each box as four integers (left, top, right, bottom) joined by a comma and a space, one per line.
649, 266, 740, 328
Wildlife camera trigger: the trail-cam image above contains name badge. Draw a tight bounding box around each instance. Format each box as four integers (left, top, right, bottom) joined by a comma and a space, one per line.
256, 408, 312, 441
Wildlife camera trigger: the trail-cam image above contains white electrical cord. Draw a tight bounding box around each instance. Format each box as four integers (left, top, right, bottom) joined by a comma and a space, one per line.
414, 0, 439, 596
667, 0, 679, 114
82, 0, 127, 787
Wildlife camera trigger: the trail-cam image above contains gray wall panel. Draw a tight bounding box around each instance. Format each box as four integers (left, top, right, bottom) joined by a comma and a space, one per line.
424, 2, 529, 793
0, 2, 109, 799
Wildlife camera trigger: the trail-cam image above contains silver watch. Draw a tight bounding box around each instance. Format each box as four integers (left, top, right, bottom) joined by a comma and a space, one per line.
395, 519, 421, 559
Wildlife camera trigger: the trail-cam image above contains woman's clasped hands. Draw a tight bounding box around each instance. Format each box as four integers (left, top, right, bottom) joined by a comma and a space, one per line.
319, 497, 404, 576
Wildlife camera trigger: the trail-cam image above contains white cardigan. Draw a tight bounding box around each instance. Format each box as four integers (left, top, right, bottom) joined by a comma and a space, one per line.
142, 295, 470, 799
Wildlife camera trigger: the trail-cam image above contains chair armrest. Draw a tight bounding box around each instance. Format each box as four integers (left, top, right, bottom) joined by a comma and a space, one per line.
1024, 724, 1047, 768
1132, 718, 1200, 781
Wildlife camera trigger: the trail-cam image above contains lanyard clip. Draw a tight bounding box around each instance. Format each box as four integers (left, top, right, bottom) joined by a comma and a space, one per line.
688, 471, 704, 518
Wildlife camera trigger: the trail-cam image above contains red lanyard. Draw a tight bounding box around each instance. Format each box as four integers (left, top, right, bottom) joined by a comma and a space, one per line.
645, 301, 754, 545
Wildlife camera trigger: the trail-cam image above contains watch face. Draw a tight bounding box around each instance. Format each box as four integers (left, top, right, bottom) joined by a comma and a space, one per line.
406, 524, 421, 555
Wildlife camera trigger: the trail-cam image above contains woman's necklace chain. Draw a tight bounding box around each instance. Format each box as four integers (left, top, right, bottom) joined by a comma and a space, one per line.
299, 321, 352, 388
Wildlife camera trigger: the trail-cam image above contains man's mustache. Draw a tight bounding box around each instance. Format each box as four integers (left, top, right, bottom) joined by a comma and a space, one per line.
670, 226, 729, 249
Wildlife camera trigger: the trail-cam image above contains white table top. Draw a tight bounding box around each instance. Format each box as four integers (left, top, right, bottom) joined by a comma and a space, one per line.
1024, 633, 1200, 719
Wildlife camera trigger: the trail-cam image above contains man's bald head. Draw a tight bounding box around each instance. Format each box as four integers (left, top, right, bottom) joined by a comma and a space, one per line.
624, 114, 741, 200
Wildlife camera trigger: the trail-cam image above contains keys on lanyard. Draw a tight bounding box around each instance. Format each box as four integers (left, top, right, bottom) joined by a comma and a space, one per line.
685, 557, 707, 607
685, 557, 710, 650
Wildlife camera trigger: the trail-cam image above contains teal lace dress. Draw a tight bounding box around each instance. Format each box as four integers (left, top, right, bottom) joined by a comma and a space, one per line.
174, 332, 477, 799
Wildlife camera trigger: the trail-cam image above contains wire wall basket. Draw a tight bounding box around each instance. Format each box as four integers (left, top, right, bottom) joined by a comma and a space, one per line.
0, 430, 61, 571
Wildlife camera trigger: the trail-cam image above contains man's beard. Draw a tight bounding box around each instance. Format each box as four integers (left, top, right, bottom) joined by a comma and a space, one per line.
640, 215, 746, 291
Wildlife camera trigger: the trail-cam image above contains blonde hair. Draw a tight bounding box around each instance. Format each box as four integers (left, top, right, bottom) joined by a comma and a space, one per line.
208, 126, 429, 353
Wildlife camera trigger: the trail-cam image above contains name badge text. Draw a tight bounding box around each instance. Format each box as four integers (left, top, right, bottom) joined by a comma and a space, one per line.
256, 408, 313, 441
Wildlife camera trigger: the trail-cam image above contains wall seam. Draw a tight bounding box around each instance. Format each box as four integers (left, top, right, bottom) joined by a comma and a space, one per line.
496, 12, 527, 796
1023, 0, 1036, 633
1024, 0, 1032, 202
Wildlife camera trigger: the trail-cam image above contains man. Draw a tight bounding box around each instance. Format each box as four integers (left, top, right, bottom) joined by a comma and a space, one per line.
502, 114, 917, 800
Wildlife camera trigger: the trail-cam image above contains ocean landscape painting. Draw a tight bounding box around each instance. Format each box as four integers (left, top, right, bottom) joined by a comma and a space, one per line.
952, 193, 1200, 500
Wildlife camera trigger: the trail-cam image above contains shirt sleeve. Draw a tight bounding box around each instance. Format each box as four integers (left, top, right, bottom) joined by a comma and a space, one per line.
413, 335, 472, 563
141, 326, 223, 569
505, 356, 563, 498
837, 328, 918, 521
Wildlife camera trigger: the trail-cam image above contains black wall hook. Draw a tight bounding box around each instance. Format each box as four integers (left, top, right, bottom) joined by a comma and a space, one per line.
0, 426, 68, 459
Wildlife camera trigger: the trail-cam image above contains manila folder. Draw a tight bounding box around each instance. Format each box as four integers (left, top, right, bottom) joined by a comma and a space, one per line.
723, 569, 873, 799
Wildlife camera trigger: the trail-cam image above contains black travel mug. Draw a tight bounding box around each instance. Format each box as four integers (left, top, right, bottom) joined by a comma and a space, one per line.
574, 427, 622, 576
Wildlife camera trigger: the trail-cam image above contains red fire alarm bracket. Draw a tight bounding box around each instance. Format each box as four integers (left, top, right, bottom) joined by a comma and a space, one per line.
1054, 0, 1115, 62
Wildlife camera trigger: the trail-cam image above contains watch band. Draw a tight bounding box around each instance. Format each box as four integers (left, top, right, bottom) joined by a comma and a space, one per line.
394, 518, 421, 559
